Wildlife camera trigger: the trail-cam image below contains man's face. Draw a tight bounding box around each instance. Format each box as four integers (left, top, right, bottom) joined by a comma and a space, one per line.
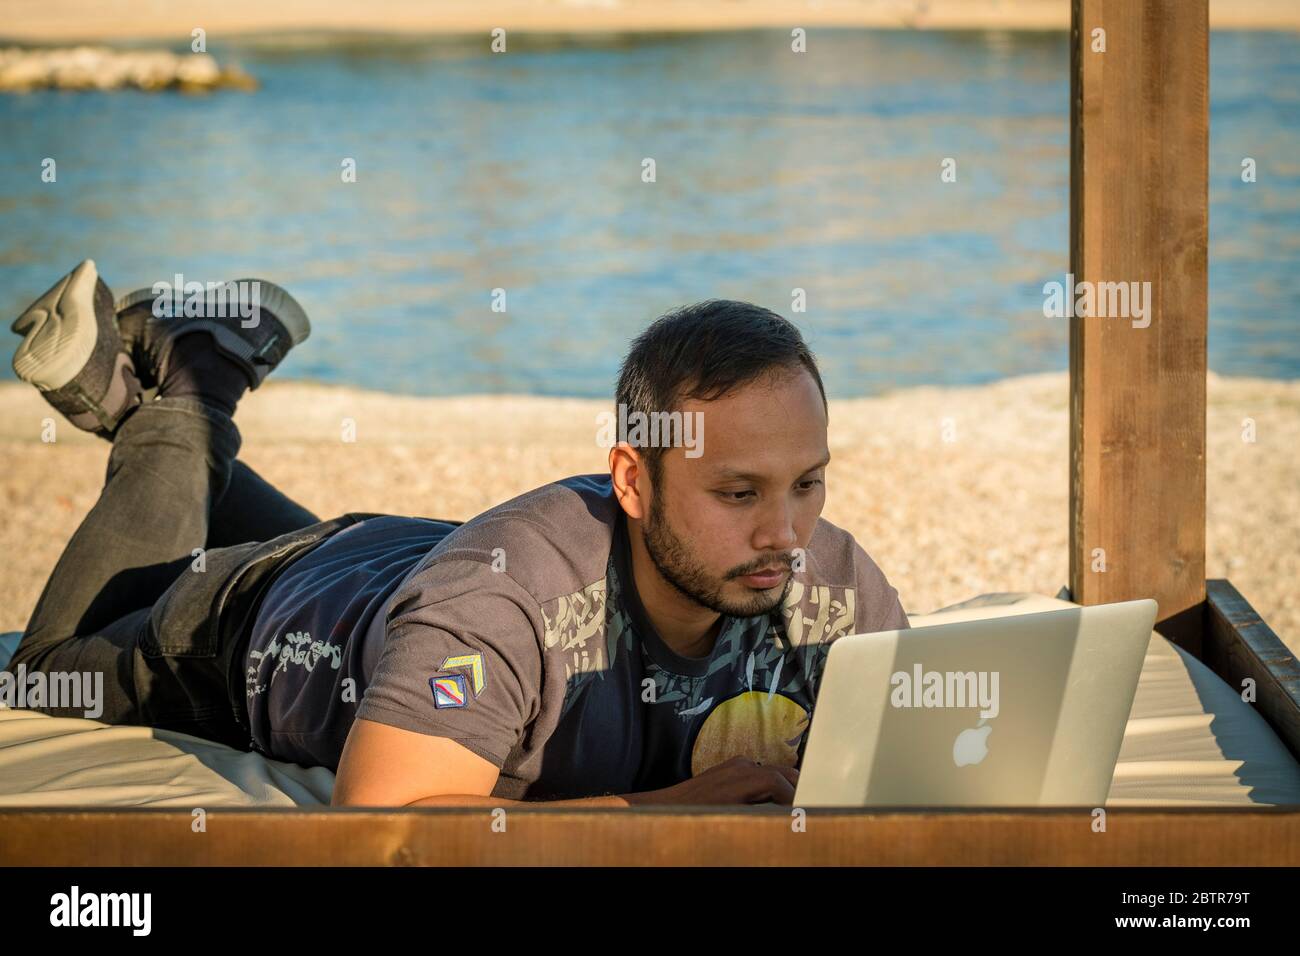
641, 367, 829, 618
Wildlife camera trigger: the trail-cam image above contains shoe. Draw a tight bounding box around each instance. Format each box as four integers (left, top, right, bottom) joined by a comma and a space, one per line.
114, 278, 311, 392
10, 259, 144, 438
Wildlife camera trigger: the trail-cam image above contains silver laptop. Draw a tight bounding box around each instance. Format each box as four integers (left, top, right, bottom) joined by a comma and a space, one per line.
795, 598, 1157, 807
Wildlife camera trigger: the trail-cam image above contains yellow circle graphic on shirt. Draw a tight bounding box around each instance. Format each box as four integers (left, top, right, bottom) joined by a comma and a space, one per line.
690, 691, 810, 776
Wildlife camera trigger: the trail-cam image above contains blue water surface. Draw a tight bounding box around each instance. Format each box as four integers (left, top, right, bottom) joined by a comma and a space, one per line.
0, 29, 1295, 397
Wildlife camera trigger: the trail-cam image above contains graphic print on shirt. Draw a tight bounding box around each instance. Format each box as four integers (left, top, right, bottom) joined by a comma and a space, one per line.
780, 579, 858, 687
684, 580, 859, 774
690, 691, 811, 773
539, 548, 862, 778
542, 576, 635, 719
246, 630, 343, 700
648, 569, 863, 774
641, 614, 814, 775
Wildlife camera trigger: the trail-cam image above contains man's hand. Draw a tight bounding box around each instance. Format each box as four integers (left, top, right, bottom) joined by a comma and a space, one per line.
627, 756, 799, 806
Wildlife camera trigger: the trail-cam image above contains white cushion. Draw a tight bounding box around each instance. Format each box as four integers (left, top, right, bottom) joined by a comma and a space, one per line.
910, 594, 1300, 805
0, 630, 331, 807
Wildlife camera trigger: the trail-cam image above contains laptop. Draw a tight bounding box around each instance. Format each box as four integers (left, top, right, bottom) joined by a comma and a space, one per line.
794, 598, 1157, 807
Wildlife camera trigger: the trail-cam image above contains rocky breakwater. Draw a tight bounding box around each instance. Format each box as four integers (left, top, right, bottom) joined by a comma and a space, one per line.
0, 47, 256, 92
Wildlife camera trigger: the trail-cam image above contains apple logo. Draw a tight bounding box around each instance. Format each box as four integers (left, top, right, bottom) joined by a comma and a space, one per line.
953, 718, 992, 767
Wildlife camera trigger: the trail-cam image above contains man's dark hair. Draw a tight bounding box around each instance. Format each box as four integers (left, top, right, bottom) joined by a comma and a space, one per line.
614, 299, 827, 485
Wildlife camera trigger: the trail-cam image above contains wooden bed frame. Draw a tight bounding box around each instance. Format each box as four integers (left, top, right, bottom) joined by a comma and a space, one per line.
1, 0, 1297, 866
2, 576, 1293, 866
1203, 581, 1300, 762
2, 806, 1299, 866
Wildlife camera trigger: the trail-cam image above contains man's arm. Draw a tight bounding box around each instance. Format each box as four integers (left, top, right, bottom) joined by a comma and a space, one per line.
406, 794, 632, 808
332, 717, 632, 807
332, 718, 798, 807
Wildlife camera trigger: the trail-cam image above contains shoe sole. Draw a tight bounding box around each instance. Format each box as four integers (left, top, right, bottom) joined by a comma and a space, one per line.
11, 258, 143, 436
11, 259, 102, 391
115, 278, 311, 388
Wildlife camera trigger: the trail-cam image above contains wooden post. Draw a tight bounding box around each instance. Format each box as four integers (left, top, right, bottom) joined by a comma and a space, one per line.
1069, 0, 1209, 648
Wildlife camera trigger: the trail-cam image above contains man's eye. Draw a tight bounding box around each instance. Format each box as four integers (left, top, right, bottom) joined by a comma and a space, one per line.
719, 490, 756, 501
797, 479, 824, 492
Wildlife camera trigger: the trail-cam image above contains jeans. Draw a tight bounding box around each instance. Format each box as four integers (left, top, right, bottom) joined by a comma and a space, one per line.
9, 395, 379, 749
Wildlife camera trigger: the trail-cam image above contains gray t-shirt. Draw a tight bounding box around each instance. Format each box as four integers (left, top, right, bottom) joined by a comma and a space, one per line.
243, 474, 910, 799
243, 515, 459, 768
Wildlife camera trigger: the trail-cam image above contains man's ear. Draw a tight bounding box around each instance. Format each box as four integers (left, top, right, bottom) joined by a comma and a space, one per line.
609, 443, 648, 521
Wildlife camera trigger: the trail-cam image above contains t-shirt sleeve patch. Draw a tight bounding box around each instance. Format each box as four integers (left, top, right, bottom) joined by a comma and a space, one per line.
430, 674, 469, 708
439, 652, 487, 696
429, 653, 486, 708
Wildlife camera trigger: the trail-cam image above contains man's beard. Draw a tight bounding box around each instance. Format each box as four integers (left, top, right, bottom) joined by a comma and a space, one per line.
642, 487, 793, 619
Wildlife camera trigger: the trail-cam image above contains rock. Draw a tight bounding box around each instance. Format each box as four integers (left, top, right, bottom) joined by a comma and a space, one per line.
0, 46, 256, 93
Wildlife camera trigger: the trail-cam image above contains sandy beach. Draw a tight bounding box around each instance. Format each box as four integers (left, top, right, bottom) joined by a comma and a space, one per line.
1, 0, 1297, 42
2, 371, 1296, 652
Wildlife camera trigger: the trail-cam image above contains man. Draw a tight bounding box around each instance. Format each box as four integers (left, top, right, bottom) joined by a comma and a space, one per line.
9, 259, 909, 807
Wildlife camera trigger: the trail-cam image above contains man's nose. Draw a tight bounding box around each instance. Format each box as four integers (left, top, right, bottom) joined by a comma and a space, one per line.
753, 498, 798, 552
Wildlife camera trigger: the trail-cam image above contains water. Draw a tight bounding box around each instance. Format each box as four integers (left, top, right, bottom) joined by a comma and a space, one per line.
1, 29, 1296, 397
